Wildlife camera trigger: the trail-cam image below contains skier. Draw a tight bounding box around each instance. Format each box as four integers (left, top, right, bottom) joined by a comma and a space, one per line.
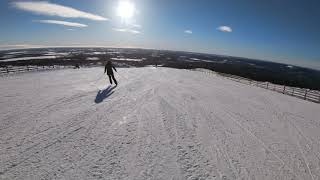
104, 61, 118, 86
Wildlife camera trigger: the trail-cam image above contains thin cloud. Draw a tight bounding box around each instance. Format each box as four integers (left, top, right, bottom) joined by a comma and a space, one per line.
35, 20, 88, 27
217, 26, 232, 33
12, 1, 107, 21
132, 24, 142, 28
113, 28, 141, 34
184, 30, 192, 34
129, 29, 141, 34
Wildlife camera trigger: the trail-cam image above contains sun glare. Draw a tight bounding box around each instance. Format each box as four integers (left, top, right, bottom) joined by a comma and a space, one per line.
116, 1, 135, 20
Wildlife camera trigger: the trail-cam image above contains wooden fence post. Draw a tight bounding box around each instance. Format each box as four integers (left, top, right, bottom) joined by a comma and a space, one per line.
283, 86, 286, 94
304, 89, 308, 100
266, 82, 269, 89
6, 66, 9, 73
292, 88, 295, 95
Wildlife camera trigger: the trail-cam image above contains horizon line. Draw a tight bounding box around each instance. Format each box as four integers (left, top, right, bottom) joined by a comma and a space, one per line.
0, 45, 318, 71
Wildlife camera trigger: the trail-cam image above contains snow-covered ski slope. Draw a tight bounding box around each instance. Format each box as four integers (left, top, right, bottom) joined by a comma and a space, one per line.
1, 67, 320, 180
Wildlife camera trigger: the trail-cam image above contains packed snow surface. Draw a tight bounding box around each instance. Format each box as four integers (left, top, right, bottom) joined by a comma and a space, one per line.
0, 67, 320, 179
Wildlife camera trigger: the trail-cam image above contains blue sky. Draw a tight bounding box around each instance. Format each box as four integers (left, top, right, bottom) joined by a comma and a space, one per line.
0, 0, 319, 69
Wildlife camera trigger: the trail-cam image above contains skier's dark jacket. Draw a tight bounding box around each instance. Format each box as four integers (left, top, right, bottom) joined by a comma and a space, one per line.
104, 61, 117, 75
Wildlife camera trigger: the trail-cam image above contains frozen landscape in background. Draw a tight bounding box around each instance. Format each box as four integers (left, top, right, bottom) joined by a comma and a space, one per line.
1, 48, 320, 90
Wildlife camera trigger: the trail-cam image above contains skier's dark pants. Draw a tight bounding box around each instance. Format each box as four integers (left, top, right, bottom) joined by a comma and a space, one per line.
108, 74, 117, 85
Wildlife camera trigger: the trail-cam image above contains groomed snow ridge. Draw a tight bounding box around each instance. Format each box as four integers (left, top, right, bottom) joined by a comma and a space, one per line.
1, 67, 320, 179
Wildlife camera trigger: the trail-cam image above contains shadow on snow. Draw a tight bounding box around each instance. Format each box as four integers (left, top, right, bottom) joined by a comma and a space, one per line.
94, 85, 116, 103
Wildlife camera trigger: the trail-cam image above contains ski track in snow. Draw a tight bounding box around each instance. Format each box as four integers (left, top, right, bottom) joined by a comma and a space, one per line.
0, 67, 320, 180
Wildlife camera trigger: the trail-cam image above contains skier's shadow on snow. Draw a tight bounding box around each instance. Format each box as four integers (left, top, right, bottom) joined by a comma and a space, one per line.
94, 85, 116, 104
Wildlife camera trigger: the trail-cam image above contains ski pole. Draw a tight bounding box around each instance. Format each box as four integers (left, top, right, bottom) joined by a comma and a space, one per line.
93, 74, 104, 84
116, 71, 127, 80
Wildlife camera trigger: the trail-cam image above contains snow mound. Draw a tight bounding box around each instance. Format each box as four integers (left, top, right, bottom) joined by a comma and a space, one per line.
0, 67, 319, 179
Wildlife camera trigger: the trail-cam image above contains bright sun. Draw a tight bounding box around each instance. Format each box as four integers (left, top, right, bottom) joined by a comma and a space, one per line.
116, 1, 135, 20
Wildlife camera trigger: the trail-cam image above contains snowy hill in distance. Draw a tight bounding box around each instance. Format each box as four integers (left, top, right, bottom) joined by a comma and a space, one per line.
1, 67, 320, 179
